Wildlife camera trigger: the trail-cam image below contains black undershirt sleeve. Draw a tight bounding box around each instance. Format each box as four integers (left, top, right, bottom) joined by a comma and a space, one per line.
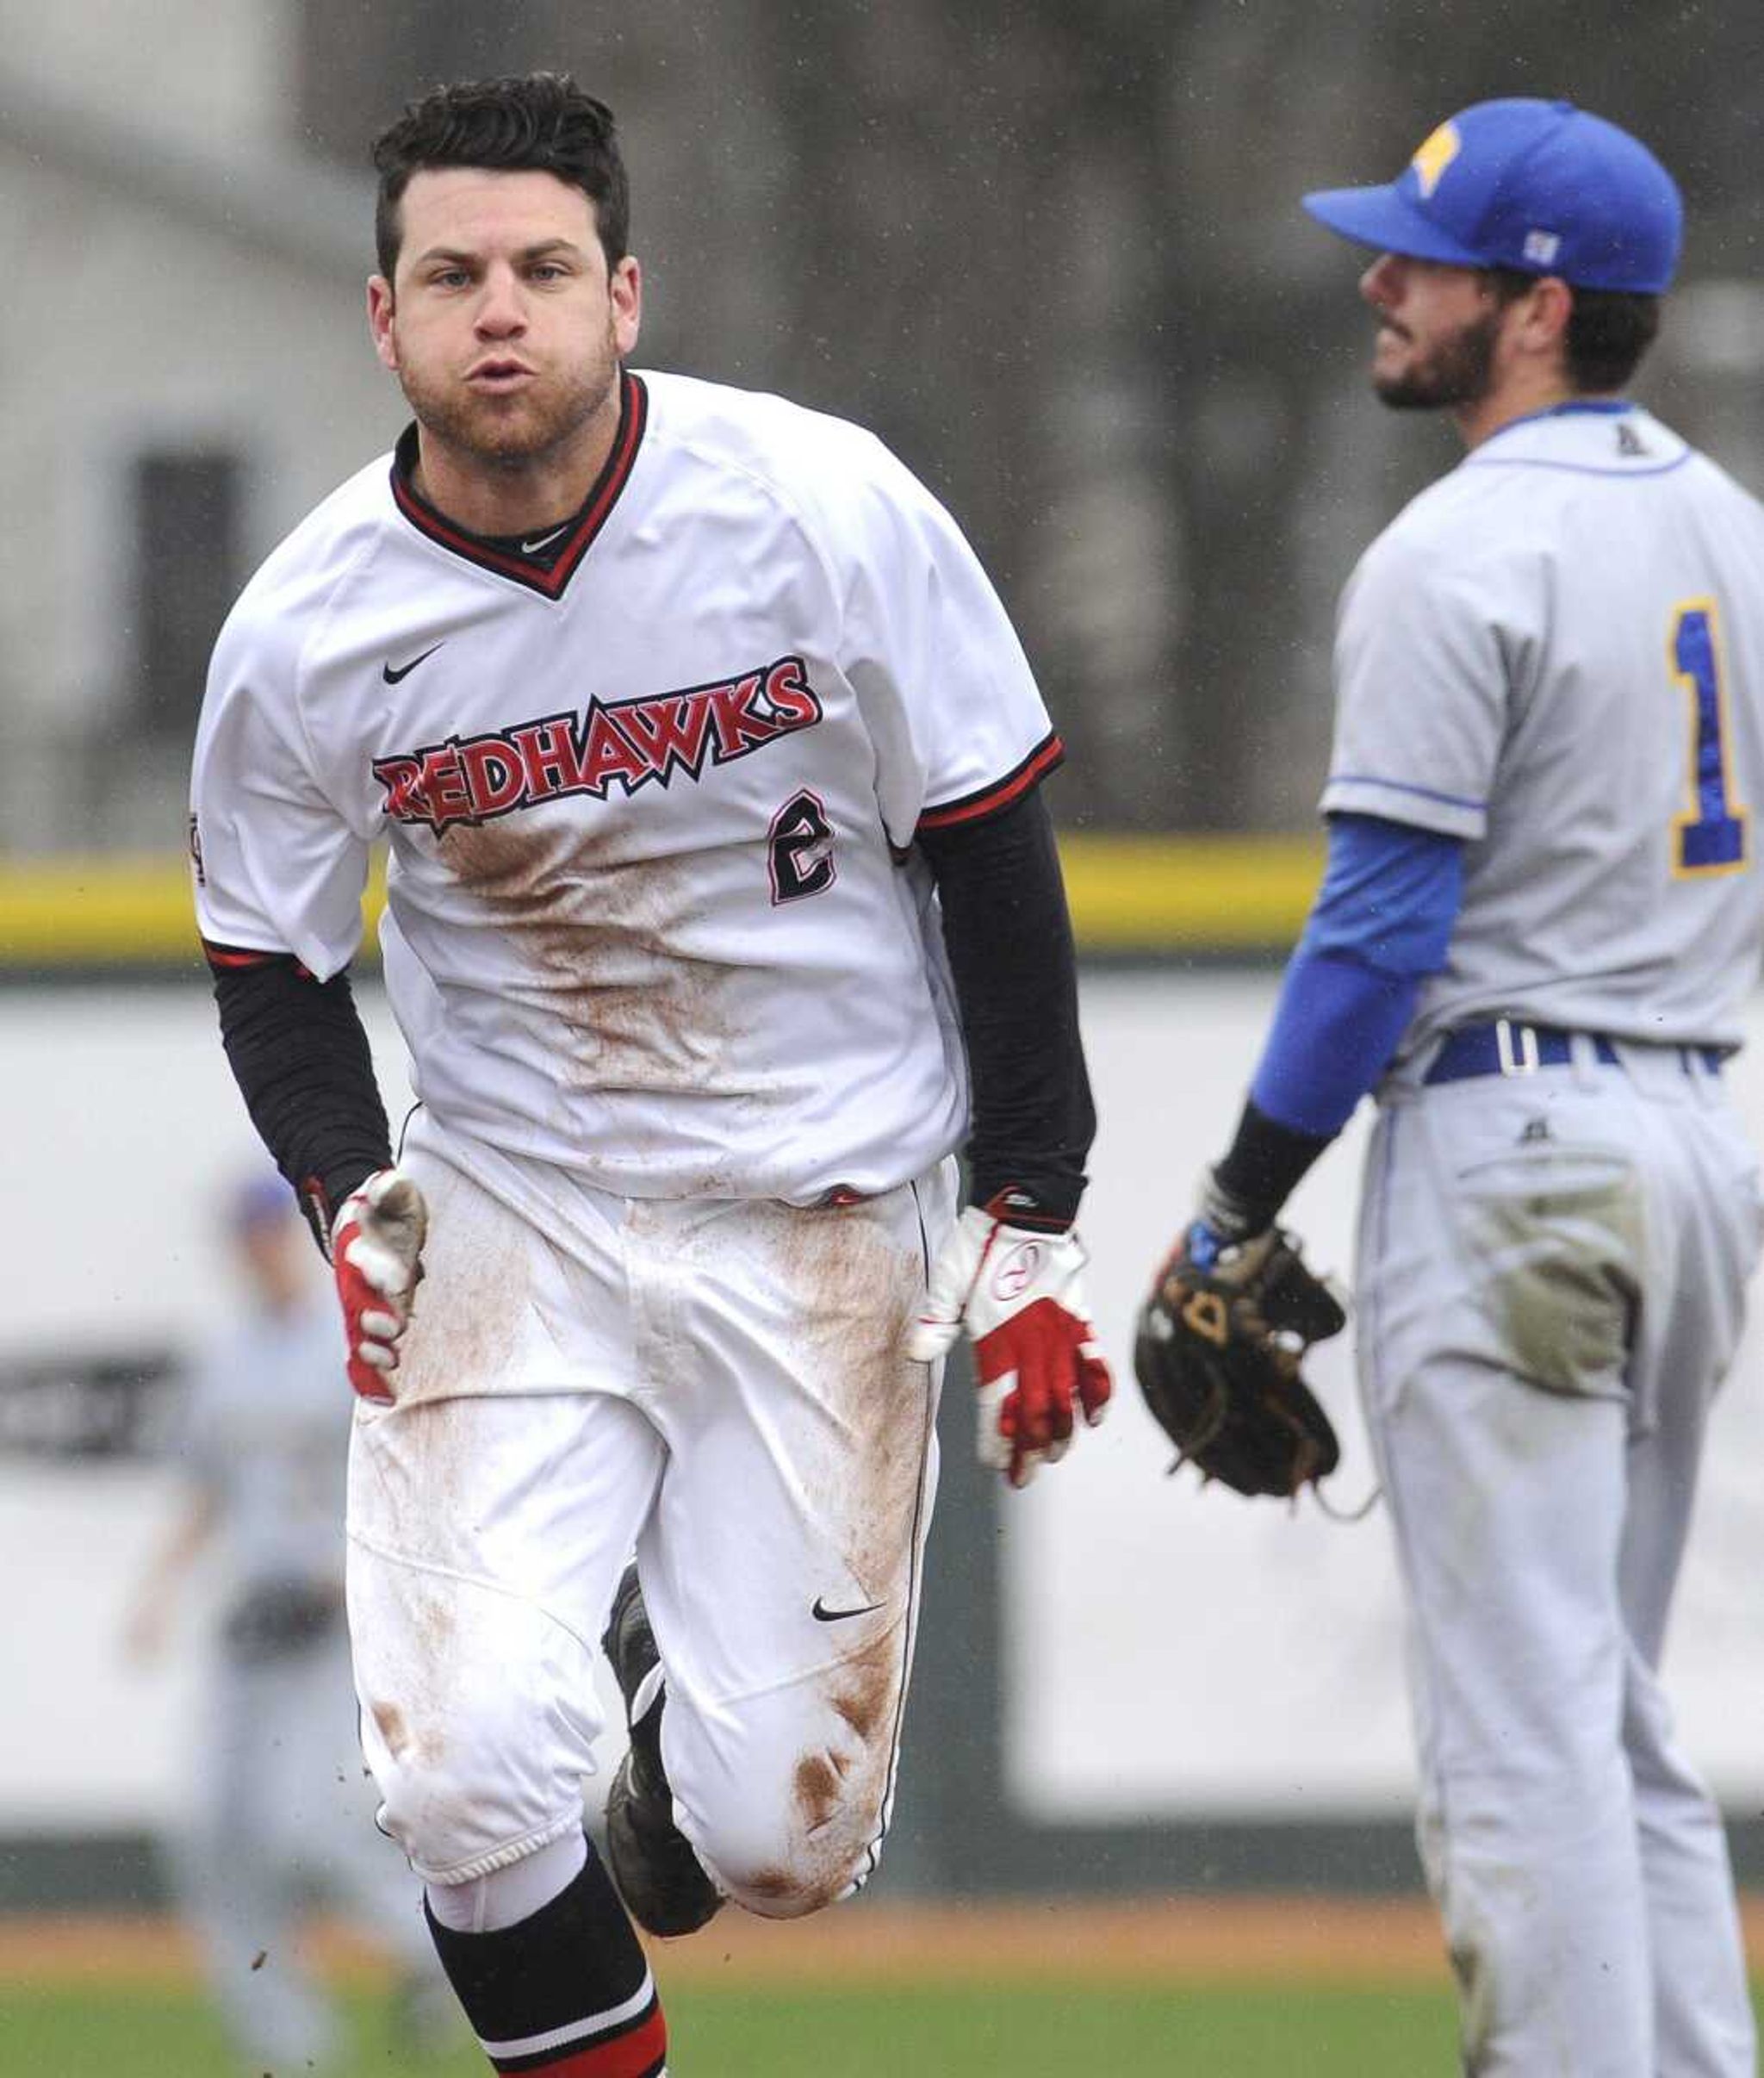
916, 788, 1094, 1231
208, 948, 393, 1251
1210, 1098, 1333, 1235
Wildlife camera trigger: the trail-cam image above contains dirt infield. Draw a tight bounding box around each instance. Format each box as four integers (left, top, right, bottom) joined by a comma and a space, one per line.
5, 1894, 1764, 1992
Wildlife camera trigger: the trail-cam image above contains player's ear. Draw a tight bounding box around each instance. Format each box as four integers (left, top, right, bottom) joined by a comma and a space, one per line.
368, 276, 399, 372
1517, 274, 1574, 360
611, 255, 642, 358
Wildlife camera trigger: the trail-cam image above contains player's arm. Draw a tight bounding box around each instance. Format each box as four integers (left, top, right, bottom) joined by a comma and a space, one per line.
1132, 813, 1461, 1496
202, 955, 424, 1404
205, 947, 391, 1245
906, 787, 1111, 1485
1189, 810, 1464, 1252
830, 437, 1108, 1479
121, 1485, 220, 1664
916, 787, 1093, 1231
191, 619, 425, 1402
1224, 517, 1506, 1226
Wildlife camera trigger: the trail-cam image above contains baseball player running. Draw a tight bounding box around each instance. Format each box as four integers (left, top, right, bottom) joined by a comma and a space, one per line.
1141, 100, 1764, 2074
189, 72, 1108, 2078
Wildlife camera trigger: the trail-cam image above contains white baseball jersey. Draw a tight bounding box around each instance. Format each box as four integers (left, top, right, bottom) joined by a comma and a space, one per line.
190, 370, 1059, 1206
1321, 402, 1764, 1056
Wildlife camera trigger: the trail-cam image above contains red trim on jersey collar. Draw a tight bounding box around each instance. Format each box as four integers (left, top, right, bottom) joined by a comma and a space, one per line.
916, 731, 1065, 832
389, 370, 649, 599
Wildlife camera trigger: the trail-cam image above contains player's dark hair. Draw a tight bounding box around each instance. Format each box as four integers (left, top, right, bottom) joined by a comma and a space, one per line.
372, 72, 630, 279
1483, 267, 1662, 393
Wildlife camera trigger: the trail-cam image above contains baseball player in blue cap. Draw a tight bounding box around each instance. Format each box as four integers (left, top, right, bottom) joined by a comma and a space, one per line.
1142, 99, 1764, 2073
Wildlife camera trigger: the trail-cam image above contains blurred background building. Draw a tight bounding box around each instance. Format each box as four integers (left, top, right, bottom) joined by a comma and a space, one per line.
6, 0, 1764, 1933
6, 0, 1764, 852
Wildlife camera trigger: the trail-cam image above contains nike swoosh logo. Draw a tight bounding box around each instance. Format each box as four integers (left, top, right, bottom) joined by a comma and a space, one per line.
521, 523, 569, 553
811, 1596, 886, 1624
382, 641, 445, 684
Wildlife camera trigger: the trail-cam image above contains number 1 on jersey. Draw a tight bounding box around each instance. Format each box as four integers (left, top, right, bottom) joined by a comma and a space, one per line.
1671, 600, 1748, 874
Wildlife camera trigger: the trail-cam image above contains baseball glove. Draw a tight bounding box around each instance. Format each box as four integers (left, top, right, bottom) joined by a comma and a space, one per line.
1134, 1225, 1345, 1498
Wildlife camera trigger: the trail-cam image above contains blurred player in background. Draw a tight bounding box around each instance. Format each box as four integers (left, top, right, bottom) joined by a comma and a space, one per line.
1141, 100, 1764, 2074
125, 1175, 450, 2074
189, 71, 1106, 2078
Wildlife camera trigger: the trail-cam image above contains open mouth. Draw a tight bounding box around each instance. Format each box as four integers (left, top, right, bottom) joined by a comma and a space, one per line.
467, 360, 536, 390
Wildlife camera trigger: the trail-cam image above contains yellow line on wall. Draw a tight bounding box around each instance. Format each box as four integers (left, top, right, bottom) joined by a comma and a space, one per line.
0, 837, 1320, 968
1057, 833, 1320, 950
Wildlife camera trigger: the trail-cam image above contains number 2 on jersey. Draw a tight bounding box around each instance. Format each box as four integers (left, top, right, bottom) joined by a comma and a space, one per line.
1670, 600, 1748, 874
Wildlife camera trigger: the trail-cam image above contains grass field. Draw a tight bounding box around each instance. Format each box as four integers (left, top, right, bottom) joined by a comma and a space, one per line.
0, 1979, 1463, 2075
3, 1905, 1761, 2075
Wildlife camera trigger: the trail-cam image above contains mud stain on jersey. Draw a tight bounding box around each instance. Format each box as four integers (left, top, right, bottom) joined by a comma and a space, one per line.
372, 1700, 410, 1760
736, 1628, 904, 1915
828, 1625, 899, 1752
795, 1754, 842, 1835
355, 1409, 483, 1796
759, 1199, 930, 1603
795, 1632, 906, 1904
444, 814, 735, 1100
364, 1689, 450, 1800
367, 1685, 447, 1777
739, 1866, 798, 1907
1461, 1156, 1642, 1398
392, 1192, 531, 1405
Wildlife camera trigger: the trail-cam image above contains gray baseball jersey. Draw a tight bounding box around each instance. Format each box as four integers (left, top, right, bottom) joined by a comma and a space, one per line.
179, 1289, 350, 1593
1322, 402, 1764, 1057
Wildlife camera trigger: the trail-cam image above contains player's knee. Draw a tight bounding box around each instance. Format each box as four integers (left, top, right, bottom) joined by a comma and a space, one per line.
363, 1685, 575, 1881
1432, 1743, 1630, 1851
693, 1754, 890, 1920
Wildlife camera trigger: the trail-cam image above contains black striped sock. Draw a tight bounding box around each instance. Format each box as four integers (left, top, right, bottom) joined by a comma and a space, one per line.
425, 1840, 666, 2076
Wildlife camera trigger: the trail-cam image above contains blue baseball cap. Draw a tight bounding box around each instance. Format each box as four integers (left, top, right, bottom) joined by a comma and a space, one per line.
1303, 98, 1681, 294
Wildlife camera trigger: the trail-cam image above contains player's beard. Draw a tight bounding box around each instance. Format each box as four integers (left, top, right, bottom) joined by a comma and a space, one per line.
1373, 304, 1503, 412
395, 314, 622, 472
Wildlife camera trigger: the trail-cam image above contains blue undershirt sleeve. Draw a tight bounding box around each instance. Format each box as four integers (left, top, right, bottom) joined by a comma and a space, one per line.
1246, 813, 1464, 1139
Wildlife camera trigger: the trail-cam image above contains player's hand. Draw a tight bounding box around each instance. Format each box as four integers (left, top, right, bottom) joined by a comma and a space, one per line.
332, 1168, 428, 1404
906, 1204, 1112, 1488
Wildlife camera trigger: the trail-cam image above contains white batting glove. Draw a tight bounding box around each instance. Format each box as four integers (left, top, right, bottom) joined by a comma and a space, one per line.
331, 1168, 427, 1404
907, 1204, 1112, 1488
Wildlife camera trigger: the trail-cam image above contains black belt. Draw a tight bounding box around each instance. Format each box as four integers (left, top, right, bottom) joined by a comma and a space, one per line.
1425, 1019, 1724, 1086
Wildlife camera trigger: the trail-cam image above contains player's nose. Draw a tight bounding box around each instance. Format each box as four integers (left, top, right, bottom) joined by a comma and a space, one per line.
1359, 252, 1403, 310
474, 264, 528, 335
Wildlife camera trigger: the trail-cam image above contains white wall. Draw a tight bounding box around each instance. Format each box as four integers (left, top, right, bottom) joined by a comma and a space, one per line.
1009, 971, 1764, 1820
2, 974, 1761, 1829
0, 982, 414, 1830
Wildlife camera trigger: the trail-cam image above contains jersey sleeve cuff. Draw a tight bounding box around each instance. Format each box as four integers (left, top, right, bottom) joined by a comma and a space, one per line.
916, 731, 1064, 834
1320, 774, 1487, 841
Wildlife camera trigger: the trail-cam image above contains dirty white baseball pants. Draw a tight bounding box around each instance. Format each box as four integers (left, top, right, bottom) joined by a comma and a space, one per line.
1358, 1036, 1759, 2077
345, 1120, 956, 1917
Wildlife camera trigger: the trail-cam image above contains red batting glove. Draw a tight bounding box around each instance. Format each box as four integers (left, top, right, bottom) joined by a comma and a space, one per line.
906, 1204, 1112, 1487
330, 1169, 428, 1403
